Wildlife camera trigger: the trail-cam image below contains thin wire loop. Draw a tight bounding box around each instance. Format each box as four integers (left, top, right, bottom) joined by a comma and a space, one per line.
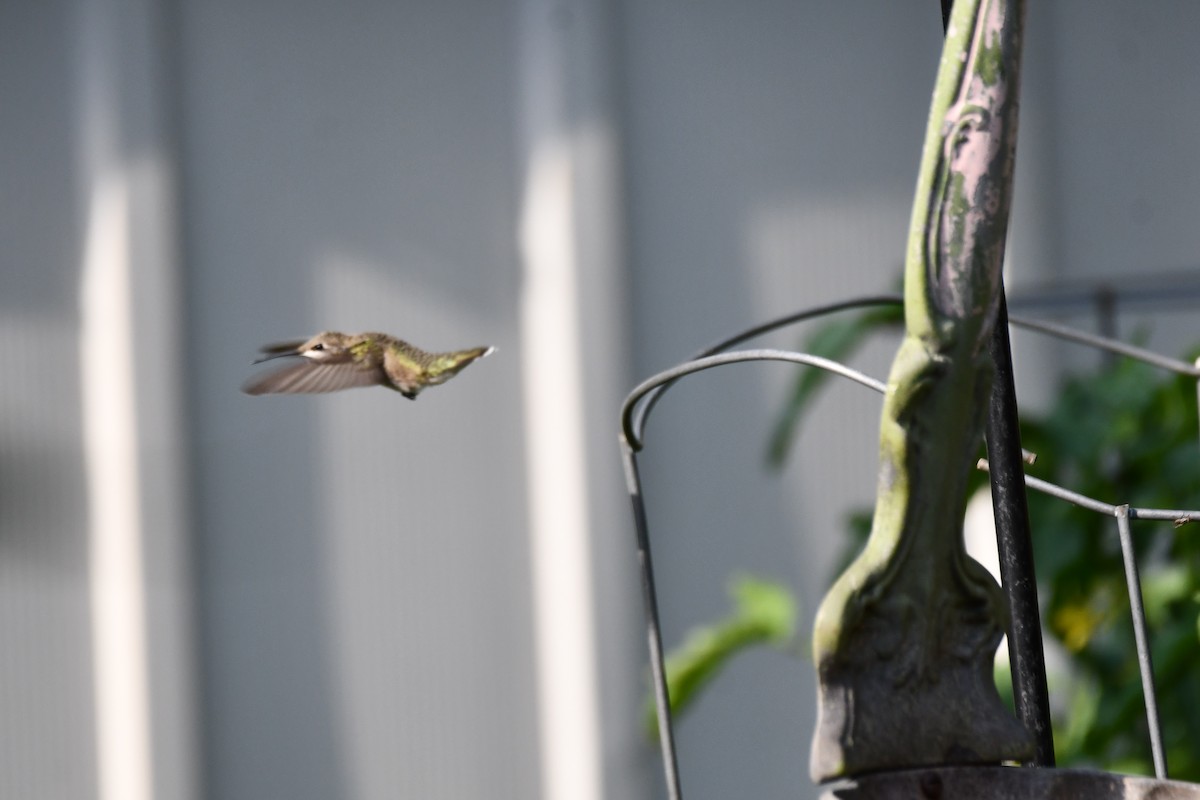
627, 296, 902, 450
625, 293, 1200, 455
622, 350, 888, 451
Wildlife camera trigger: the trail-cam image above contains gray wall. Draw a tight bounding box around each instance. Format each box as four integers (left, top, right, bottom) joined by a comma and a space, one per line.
176, 1, 539, 798
0, 2, 98, 797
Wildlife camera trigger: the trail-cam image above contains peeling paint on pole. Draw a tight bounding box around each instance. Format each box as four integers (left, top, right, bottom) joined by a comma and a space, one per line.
810, 0, 1034, 781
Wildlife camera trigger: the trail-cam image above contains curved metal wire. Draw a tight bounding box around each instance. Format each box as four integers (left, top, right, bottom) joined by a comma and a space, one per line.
625, 292, 1200, 454
619, 349, 889, 800
621, 349, 888, 451
626, 296, 903, 451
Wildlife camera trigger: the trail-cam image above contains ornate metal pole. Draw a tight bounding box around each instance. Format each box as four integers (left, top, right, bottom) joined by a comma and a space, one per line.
811, 0, 1034, 780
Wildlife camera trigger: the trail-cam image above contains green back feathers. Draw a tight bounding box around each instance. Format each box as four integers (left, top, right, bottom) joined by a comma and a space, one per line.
349, 338, 377, 361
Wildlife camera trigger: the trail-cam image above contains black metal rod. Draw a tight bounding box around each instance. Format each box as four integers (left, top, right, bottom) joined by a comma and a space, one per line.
940, 0, 954, 30
986, 291, 1056, 766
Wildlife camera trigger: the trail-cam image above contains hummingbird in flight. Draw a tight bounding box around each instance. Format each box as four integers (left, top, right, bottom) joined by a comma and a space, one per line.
243, 331, 494, 400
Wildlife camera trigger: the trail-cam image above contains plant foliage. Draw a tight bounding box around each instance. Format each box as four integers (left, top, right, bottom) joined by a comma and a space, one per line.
645, 575, 796, 739
1018, 351, 1200, 776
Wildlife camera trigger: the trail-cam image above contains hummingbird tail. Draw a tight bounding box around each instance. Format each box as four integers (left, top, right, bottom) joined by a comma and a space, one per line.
426, 346, 494, 385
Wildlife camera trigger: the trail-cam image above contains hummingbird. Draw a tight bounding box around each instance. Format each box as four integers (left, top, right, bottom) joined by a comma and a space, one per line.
242, 332, 494, 400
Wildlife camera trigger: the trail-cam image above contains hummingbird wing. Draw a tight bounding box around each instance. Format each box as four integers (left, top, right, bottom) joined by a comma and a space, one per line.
254, 339, 309, 363
242, 359, 384, 395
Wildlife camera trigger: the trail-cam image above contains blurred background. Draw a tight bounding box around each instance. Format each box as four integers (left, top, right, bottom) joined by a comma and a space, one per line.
2, 1, 1199, 798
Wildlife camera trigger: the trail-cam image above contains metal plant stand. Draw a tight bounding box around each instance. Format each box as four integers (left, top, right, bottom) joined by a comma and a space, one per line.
618, 0, 1200, 797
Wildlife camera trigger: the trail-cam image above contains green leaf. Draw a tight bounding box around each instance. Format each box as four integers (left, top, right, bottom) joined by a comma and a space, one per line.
645, 575, 798, 738
767, 304, 903, 466
1141, 564, 1191, 627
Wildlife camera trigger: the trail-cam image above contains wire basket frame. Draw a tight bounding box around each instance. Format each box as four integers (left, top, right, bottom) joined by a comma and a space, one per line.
619, 295, 1200, 798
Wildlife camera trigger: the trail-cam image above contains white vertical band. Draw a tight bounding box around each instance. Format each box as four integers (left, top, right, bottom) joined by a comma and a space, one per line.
520, 143, 605, 800
517, 1, 624, 797
76, 2, 196, 798
81, 171, 155, 800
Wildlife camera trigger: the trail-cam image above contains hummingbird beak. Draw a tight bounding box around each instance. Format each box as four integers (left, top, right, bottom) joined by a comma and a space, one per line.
252, 350, 299, 364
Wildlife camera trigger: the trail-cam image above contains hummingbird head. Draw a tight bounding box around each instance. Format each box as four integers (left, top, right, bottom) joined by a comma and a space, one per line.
296, 331, 353, 362
253, 331, 355, 364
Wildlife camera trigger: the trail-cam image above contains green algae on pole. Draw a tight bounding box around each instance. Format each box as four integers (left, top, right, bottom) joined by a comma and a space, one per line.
810, 0, 1034, 781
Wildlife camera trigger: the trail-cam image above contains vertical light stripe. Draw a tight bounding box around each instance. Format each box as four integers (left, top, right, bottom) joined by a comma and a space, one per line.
75, 0, 198, 794
80, 174, 154, 800
519, 143, 604, 800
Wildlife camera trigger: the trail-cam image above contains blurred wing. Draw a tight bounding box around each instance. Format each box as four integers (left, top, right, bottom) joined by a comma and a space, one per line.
258, 338, 309, 355
242, 360, 382, 395
254, 339, 308, 363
